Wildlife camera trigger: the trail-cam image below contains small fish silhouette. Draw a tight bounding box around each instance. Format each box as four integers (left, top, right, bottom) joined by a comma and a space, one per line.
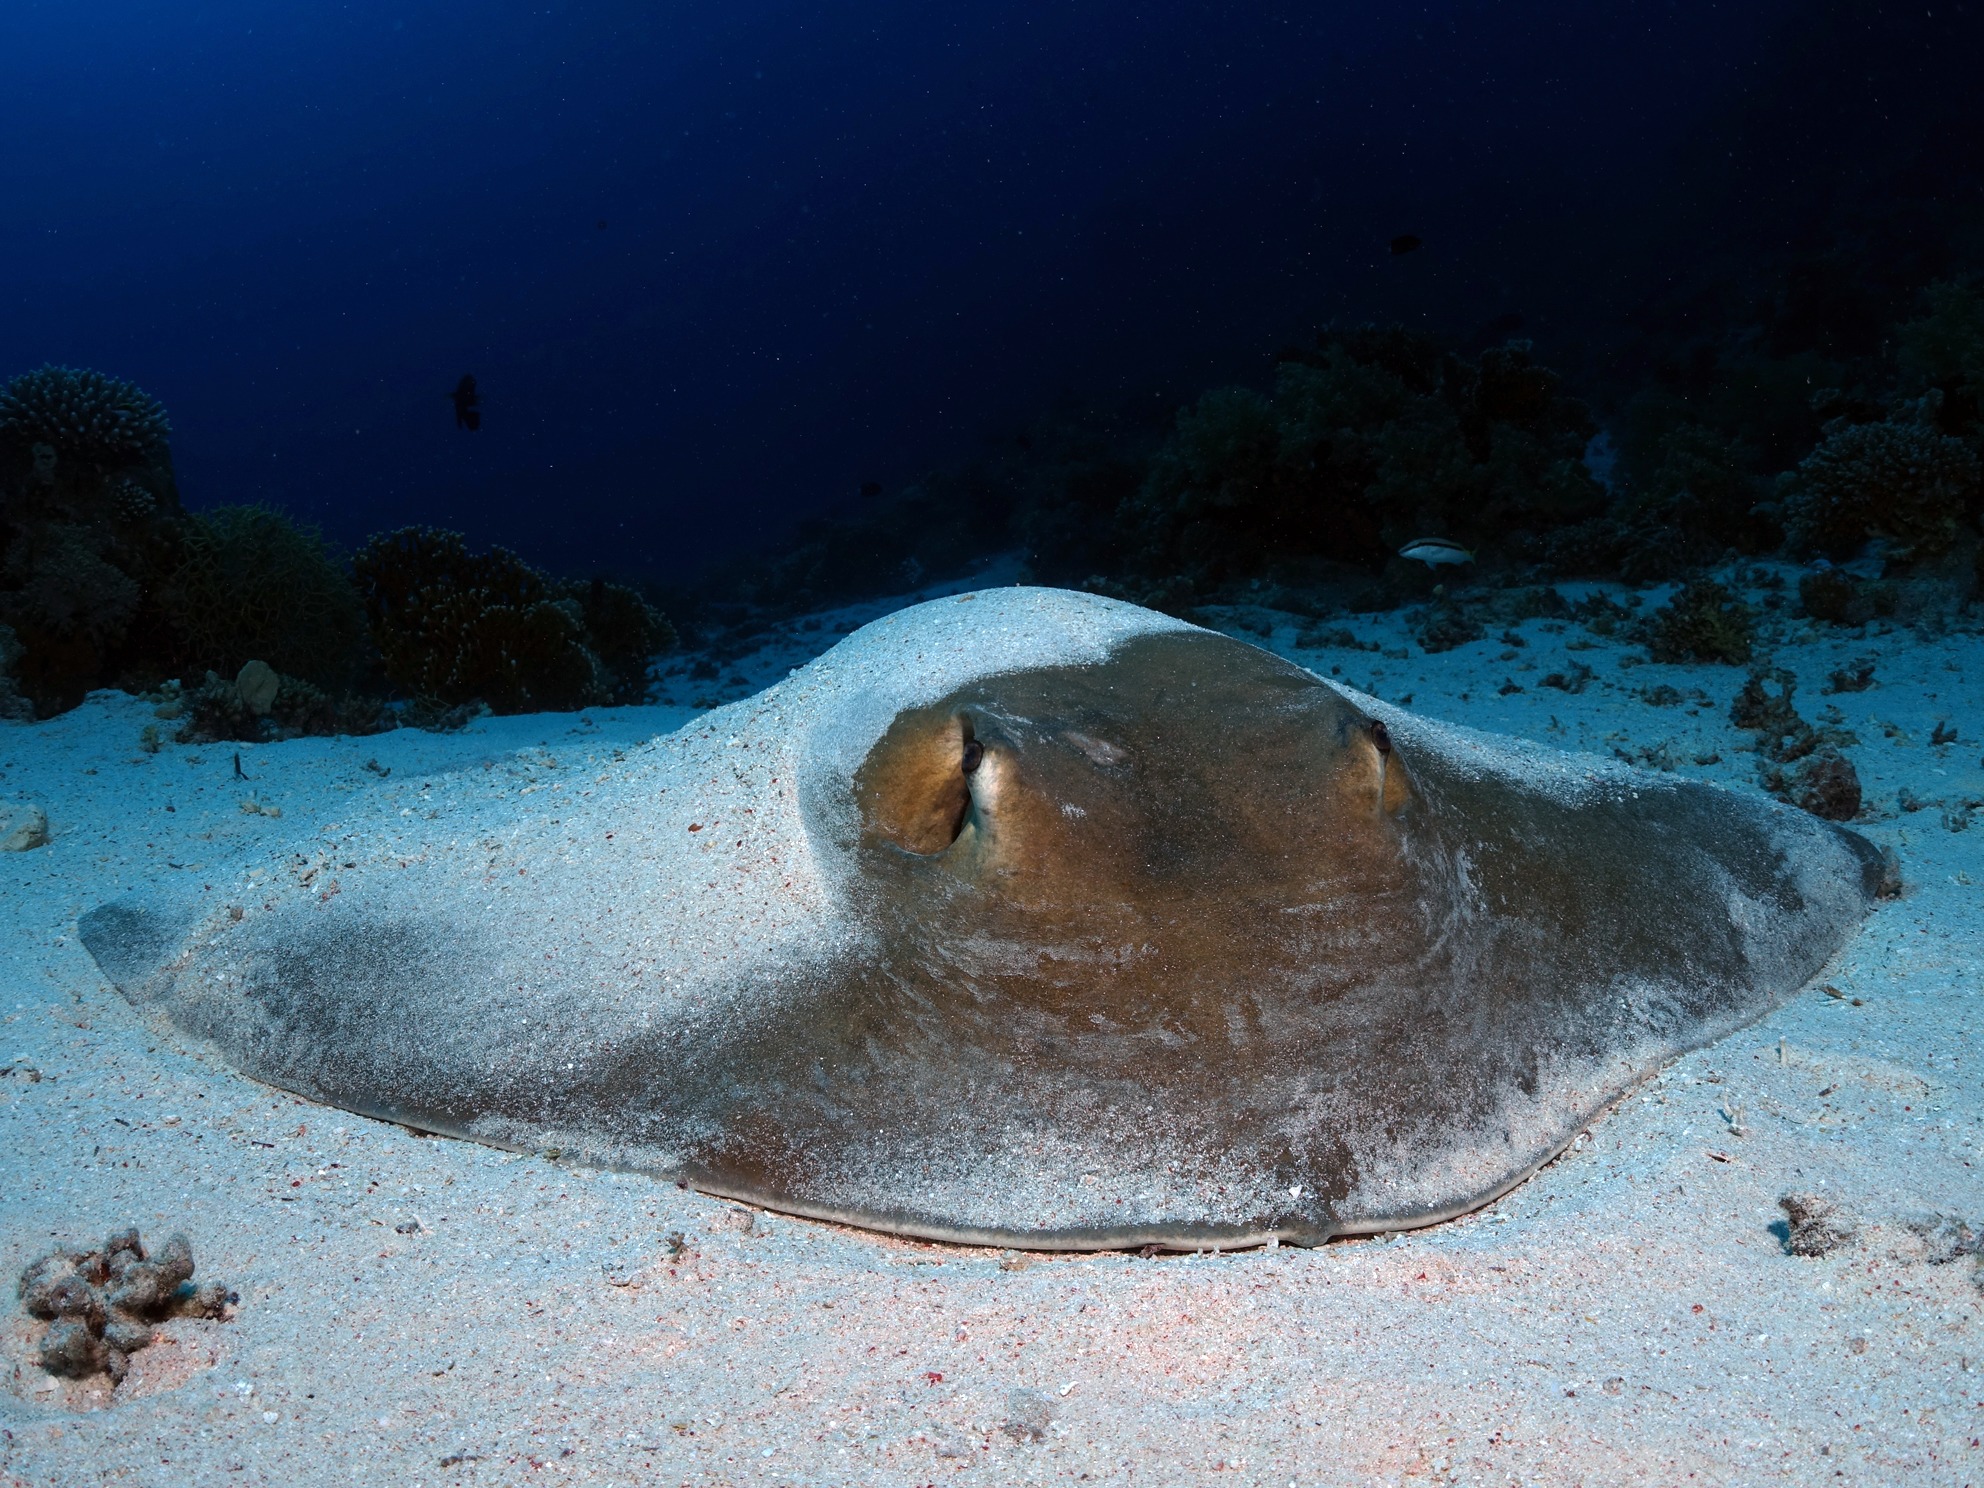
451, 375, 481, 432
1389, 234, 1423, 256
1398, 538, 1475, 568
859, 480, 883, 498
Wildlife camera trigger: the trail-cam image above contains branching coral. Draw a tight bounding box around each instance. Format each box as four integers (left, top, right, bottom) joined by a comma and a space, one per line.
1777, 413, 1979, 559
1643, 580, 1755, 664
0, 364, 187, 710
354, 527, 598, 713
0, 365, 171, 467
564, 575, 677, 705
1, 522, 141, 650
160, 505, 367, 687
354, 528, 650, 714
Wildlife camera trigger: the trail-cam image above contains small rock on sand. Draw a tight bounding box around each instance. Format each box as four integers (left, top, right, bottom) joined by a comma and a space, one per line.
1780, 1193, 1856, 1257
235, 660, 279, 716
1, 802, 49, 851
1001, 1387, 1054, 1444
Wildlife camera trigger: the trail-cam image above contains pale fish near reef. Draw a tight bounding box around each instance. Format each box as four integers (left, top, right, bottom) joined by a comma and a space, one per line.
1399, 537, 1476, 567
80, 589, 1887, 1251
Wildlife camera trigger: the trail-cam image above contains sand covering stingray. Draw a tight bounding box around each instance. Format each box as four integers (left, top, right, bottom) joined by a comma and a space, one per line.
80, 589, 1888, 1250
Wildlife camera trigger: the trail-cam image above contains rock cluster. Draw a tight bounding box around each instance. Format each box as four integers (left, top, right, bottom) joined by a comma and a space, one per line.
17, 1226, 235, 1384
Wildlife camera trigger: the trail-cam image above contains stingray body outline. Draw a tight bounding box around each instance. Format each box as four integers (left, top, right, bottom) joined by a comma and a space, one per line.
81, 589, 1887, 1249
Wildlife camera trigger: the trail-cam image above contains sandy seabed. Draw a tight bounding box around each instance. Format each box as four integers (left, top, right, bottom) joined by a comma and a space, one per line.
3, 569, 1982, 1488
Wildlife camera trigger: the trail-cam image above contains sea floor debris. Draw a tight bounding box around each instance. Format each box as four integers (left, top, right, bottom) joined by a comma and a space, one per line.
17, 1227, 236, 1386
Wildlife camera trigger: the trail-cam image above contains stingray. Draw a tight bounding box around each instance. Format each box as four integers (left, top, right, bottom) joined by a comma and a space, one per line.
81, 589, 1888, 1250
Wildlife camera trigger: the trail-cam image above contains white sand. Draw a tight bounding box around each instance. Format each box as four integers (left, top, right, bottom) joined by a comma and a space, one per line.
4, 567, 1982, 1486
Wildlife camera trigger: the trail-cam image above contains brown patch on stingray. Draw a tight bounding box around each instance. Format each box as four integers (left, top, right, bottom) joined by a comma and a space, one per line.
853, 633, 1412, 916
689, 637, 1435, 1236
842, 645, 1412, 1100
681, 632, 1882, 1246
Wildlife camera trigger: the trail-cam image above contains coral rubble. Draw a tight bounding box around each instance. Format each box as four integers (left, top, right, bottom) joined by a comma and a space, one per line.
1779, 1194, 1856, 1257
1729, 666, 1864, 820
0, 801, 49, 851
17, 1226, 235, 1385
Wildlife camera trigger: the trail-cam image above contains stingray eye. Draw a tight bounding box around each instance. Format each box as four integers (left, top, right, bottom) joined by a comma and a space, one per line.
856, 707, 978, 854
1371, 719, 1392, 755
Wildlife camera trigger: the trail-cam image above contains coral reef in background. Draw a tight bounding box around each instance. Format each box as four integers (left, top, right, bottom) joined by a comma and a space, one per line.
1009, 406, 1158, 589
1798, 568, 1895, 625
353, 527, 673, 714
354, 528, 599, 712
0, 366, 186, 712
11, 269, 1984, 729
1116, 330, 1602, 596
1563, 422, 1777, 582
2, 522, 141, 651
0, 623, 32, 722
700, 273, 1984, 626
568, 574, 680, 704
159, 504, 369, 689
1, 364, 679, 724
163, 663, 389, 745
1599, 348, 1848, 580
0, 365, 171, 468
1777, 405, 1979, 559
1898, 278, 1984, 450
703, 398, 1161, 620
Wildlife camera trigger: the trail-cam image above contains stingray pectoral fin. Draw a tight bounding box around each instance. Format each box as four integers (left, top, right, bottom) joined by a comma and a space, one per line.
1836, 821, 1901, 901
78, 898, 197, 1002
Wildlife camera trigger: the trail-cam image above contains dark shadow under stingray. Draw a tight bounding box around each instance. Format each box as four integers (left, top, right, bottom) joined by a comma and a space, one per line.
81, 625, 1889, 1250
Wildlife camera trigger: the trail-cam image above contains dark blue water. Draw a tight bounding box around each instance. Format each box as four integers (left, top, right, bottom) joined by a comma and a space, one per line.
2, 0, 1976, 580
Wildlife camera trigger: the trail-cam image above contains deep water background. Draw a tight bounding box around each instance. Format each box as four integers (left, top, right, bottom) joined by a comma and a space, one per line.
1, 0, 1979, 581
